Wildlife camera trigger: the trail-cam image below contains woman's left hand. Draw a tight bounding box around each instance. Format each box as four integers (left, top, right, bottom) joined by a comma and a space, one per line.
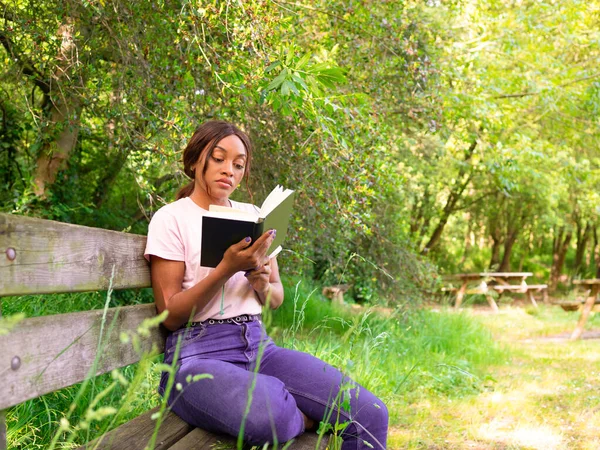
245, 259, 272, 301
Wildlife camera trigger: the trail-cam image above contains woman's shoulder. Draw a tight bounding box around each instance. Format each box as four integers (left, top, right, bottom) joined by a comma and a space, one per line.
150, 197, 194, 223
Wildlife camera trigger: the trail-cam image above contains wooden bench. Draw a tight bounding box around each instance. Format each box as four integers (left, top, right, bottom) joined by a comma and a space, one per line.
322, 284, 351, 304
442, 272, 548, 311
570, 280, 600, 340
441, 281, 548, 312
0, 213, 328, 450
490, 284, 548, 308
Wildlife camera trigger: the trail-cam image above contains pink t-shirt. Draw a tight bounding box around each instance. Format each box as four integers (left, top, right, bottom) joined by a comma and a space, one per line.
144, 197, 263, 322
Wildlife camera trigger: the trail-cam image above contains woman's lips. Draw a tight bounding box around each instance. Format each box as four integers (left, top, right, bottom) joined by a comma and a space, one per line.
216, 179, 232, 188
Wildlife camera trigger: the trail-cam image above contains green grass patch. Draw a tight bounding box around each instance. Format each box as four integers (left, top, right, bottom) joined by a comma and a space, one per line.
3, 277, 508, 449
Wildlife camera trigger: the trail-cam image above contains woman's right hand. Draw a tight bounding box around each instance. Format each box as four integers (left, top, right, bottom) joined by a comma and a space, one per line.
220, 230, 276, 275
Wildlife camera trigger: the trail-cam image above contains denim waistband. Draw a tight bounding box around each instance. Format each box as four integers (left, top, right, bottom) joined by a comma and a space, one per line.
188, 313, 261, 328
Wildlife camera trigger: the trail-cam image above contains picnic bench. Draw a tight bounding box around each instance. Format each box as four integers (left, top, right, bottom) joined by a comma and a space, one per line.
322, 284, 351, 304
569, 279, 600, 340
443, 272, 548, 312
0, 213, 328, 450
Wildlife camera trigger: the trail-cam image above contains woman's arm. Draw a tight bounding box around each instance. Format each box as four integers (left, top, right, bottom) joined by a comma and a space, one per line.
151, 256, 234, 330
246, 256, 284, 309
151, 231, 275, 331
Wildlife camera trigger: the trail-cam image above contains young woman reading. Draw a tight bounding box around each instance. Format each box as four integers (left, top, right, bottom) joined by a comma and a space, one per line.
144, 120, 388, 449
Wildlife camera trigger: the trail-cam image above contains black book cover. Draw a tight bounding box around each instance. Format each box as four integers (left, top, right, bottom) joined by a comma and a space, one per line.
200, 217, 264, 268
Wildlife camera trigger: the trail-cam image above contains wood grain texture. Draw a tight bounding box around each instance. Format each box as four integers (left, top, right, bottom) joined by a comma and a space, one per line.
573, 279, 600, 285
85, 406, 330, 450
571, 284, 600, 340
0, 299, 5, 450
81, 407, 192, 450
0, 304, 165, 409
0, 409, 6, 450
167, 427, 234, 449
289, 433, 330, 450
0, 213, 150, 297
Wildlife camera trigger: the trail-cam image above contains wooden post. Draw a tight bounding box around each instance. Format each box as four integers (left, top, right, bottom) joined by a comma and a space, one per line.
454, 281, 468, 309
485, 294, 499, 313
0, 409, 5, 450
571, 284, 600, 340
526, 290, 538, 308
1, 301, 6, 450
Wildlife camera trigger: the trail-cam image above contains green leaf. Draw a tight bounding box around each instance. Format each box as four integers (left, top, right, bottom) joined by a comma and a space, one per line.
264, 61, 281, 73
295, 53, 311, 70
281, 80, 291, 96
267, 68, 288, 91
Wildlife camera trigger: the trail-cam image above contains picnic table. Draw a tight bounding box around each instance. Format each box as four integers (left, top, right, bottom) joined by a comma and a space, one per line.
443, 272, 547, 312
570, 279, 600, 340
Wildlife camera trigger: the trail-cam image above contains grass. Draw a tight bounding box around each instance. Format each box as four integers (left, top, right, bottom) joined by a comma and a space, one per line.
389, 302, 600, 449
3, 277, 510, 449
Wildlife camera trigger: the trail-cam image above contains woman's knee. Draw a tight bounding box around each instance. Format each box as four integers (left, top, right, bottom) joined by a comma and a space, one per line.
243, 389, 305, 444
352, 397, 388, 449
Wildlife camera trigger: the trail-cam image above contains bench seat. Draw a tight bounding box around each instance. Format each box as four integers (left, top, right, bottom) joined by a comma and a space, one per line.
81, 406, 326, 450
0, 213, 330, 450
491, 284, 547, 291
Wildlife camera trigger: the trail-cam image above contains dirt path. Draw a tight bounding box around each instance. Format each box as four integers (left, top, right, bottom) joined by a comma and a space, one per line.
389, 306, 600, 449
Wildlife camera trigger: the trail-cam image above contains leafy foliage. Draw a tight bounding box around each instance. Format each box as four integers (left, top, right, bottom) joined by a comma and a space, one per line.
2, 0, 599, 296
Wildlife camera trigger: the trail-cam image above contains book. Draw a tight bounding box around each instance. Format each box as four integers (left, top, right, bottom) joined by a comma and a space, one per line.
200, 185, 295, 268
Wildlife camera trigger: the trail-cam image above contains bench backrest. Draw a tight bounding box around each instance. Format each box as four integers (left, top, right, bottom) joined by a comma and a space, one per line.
0, 213, 164, 412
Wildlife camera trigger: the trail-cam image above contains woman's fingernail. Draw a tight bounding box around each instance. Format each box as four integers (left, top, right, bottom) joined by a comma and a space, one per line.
245, 236, 251, 242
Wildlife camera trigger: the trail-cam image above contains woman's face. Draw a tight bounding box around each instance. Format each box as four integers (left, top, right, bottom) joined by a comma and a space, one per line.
195, 134, 247, 202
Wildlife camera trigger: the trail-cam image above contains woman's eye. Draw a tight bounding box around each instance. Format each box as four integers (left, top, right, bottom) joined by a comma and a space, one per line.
235, 164, 245, 170
212, 157, 224, 163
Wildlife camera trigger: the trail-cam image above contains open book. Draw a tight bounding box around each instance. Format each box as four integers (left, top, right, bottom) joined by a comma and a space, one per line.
200, 185, 295, 268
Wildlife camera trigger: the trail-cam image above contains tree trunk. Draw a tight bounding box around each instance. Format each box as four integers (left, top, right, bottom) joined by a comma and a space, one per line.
549, 227, 572, 291
489, 237, 502, 269
410, 187, 429, 235
488, 215, 504, 270
573, 222, 591, 277
459, 213, 472, 266
33, 21, 82, 198
593, 226, 600, 278
421, 138, 478, 255
498, 230, 518, 272
92, 84, 130, 208
497, 205, 526, 272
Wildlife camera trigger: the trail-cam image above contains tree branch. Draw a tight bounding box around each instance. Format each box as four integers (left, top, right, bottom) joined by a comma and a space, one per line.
451, 190, 497, 212
270, 0, 401, 57
0, 9, 50, 94
492, 72, 600, 99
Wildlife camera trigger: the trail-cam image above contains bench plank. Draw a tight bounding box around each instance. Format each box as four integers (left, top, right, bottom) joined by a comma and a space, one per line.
0, 213, 150, 297
86, 406, 330, 450
167, 427, 233, 449
492, 284, 547, 291
0, 304, 164, 410
81, 407, 192, 450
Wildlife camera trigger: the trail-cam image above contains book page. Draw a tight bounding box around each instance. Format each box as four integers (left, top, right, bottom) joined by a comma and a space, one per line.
260, 185, 294, 218
205, 205, 258, 222
268, 245, 282, 259
209, 205, 251, 214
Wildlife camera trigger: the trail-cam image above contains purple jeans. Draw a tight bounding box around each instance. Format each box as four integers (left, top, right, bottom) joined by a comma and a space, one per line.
160, 316, 388, 449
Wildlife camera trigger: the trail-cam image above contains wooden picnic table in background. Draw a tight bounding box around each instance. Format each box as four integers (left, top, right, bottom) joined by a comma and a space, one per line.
570, 279, 600, 340
443, 272, 547, 312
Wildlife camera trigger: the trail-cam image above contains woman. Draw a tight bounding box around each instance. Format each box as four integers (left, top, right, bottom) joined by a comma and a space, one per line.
145, 120, 388, 449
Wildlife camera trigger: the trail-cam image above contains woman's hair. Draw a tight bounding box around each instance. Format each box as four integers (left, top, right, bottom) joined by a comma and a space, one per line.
176, 120, 253, 200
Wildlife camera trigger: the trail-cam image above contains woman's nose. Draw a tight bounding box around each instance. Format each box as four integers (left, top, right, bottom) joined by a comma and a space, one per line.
222, 162, 233, 175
